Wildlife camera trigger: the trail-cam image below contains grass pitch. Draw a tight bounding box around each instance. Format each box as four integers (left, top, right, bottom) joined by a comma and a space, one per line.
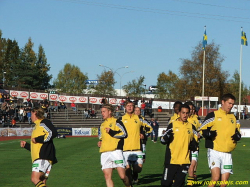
0, 137, 249, 187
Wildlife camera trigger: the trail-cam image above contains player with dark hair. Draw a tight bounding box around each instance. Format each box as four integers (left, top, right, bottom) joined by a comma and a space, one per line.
168, 101, 182, 124
97, 104, 131, 187
161, 104, 198, 187
185, 101, 201, 186
20, 107, 58, 187
199, 93, 241, 187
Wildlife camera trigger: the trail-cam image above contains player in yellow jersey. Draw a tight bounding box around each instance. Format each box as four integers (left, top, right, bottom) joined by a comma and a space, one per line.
97, 104, 131, 187
168, 101, 182, 124
161, 104, 198, 187
20, 107, 58, 187
199, 94, 241, 187
185, 101, 202, 186
121, 101, 152, 185
133, 106, 152, 183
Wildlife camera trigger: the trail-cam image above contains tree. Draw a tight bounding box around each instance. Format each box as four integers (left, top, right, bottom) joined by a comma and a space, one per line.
35, 45, 52, 89
179, 41, 229, 100
54, 63, 88, 93
94, 70, 116, 96
18, 38, 37, 89
156, 71, 180, 99
228, 70, 248, 103
2, 38, 20, 88
122, 76, 145, 97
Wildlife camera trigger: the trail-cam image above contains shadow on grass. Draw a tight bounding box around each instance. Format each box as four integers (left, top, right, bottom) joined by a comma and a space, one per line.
137, 173, 162, 186
135, 173, 211, 187
197, 173, 211, 180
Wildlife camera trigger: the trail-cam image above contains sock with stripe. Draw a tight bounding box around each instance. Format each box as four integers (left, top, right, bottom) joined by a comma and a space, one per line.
35, 181, 47, 187
186, 176, 194, 186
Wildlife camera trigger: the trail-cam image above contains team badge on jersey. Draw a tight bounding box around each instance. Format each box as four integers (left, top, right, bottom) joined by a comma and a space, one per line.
134, 120, 138, 123
231, 120, 234, 124
187, 130, 191, 134
217, 117, 222, 121
109, 124, 112, 127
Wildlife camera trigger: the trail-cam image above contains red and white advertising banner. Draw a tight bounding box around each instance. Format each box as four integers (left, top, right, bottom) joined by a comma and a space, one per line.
30, 92, 48, 100
109, 98, 122, 105
152, 101, 171, 109
10, 90, 29, 99
58, 95, 88, 104
89, 97, 102, 105
49, 94, 59, 101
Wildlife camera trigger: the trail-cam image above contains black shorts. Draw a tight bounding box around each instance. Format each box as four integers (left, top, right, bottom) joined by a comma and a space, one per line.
161, 164, 189, 187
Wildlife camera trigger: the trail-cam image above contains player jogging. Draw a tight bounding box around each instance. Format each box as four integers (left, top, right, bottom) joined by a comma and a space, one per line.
97, 104, 131, 187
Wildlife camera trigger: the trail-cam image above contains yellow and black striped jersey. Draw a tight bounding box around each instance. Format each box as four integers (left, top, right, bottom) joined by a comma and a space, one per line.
24, 119, 57, 164
161, 120, 198, 165
168, 113, 179, 124
99, 117, 127, 153
121, 113, 152, 151
199, 108, 240, 152
188, 115, 201, 130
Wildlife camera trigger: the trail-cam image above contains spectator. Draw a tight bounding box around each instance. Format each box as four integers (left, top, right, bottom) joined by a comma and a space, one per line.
150, 118, 159, 143
120, 98, 125, 110
26, 109, 32, 124
83, 109, 89, 119
71, 102, 76, 111
11, 117, 16, 127
141, 101, 146, 117
60, 101, 66, 110
23, 97, 28, 106
19, 107, 24, 122
90, 108, 96, 118
54, 101, 59, 112
243, 105, 248, 119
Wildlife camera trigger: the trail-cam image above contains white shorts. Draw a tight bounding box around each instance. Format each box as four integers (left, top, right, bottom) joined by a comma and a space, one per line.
32, 159, 52, 178
191, 150, 199, 161
207, 149, 233, 174
101, 150, 125, 170
123, 151, 144, 166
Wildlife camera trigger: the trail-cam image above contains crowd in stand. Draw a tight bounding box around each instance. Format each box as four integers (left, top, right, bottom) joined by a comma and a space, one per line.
0, 93, 68, 127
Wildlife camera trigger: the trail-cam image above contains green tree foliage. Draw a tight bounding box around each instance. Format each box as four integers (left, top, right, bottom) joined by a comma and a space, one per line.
94, 70, 116, 96
0, 32, 52, 89
122, 75, 145, 97
54, 63, 88, 94
18, 38, 38, 88
228, 70, 248, 103
2, 38, 20, 88
179, 42, 229, 100
156, 71, 180, 99
35, 45, 52, 89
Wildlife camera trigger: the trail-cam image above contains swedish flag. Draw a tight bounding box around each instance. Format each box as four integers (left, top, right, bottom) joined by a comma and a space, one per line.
203, 30, 207, 50
241, 31, 248, 46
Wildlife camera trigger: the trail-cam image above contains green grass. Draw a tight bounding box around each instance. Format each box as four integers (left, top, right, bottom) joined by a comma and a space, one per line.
0, 137, 249, 187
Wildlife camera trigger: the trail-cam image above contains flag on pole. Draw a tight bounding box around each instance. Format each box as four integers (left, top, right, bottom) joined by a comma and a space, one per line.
241, 31, 248, 46
203, 29, 207, 50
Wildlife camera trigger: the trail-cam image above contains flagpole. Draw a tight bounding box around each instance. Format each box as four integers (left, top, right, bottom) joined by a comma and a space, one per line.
239, 27, 243, 119
202, 49, 205, 117
202, 26, 206, 117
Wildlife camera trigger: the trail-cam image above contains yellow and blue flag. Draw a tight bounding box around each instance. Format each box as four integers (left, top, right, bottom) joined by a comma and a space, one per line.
203, 30, 207, 50
241, 31, 248, 46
